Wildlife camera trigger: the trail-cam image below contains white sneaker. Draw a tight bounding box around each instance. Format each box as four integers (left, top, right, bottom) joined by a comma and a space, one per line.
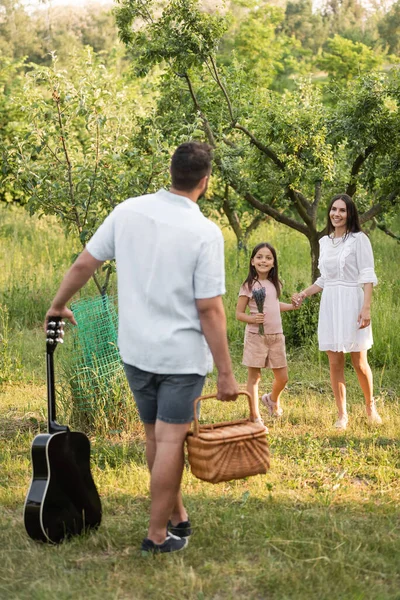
334, 414, 348, 430
261, 393, 283, 417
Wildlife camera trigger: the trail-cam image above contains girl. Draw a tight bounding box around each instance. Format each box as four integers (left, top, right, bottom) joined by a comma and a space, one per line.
236, 242, 298, 422
292, 193, 382, 430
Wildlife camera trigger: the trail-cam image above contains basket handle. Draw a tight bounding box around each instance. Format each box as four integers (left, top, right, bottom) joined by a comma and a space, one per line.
191, 391, 254, 437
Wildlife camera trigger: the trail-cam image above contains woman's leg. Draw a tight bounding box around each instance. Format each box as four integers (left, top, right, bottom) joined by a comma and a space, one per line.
270, 367, 289, 409
350, 351, 378, 418
246, 367, 262, 421
326, 351, 347, 419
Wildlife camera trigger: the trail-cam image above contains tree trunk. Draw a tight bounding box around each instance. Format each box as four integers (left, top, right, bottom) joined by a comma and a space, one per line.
309, 235, 320, 283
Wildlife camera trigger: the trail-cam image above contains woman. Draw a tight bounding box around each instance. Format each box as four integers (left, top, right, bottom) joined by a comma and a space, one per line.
292, 193, 382, 430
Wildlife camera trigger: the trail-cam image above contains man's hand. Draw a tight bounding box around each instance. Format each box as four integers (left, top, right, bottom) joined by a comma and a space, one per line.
44, 306, 76, 332
216, 372, 239, 401
43, 249, 103, 332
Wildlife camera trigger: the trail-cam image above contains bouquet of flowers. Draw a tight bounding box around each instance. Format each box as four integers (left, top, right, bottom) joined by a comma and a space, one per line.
252, 287, 266, 335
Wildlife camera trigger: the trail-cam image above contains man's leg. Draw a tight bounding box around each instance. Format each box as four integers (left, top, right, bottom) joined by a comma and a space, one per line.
143, 423, 188, 526
146, 420, 191, 544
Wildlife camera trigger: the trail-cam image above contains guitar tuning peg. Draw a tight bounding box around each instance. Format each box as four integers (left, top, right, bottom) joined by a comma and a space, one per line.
60, 321, 66, 326
47, 338, 55, 344
46, 329, 54, 335
48, 321, 56, 328
58, 330, 65, 337
56, 338, 64, 344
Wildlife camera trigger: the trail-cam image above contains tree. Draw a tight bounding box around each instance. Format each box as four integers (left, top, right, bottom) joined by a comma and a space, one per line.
284, 0, 329, 53
0, 0, 42, 60
6, 49, 163, 293
378, 0, 400, 55
0, 56, 27, 204
219, 2, 312, 90
115, 0, 400, 281
317, 34, 384, 84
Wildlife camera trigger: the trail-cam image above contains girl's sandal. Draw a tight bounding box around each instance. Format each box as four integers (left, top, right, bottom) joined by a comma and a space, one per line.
261, 393, 283, 418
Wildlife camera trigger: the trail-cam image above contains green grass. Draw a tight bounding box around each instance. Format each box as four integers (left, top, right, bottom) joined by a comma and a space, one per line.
1, 370, 400, 599
1, 205, 400, 599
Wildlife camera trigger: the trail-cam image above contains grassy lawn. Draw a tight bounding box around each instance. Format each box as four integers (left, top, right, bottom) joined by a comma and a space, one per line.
1, 360, 400, 600
1, 206, 399, 599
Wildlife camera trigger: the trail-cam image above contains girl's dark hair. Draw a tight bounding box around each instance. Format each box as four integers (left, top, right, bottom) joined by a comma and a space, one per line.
327, 193, 361, 236
242, 242, 281, 298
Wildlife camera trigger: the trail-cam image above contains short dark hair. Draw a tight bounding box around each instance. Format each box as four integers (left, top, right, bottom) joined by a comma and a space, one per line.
327, 193, 361, 236
170, 142, 213, 191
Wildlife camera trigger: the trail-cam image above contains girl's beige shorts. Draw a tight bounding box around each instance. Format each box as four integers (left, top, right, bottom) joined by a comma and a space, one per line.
242, 331, 287, 369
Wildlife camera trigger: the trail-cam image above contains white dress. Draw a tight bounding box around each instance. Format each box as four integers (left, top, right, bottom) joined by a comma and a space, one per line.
315, 232, 378, 353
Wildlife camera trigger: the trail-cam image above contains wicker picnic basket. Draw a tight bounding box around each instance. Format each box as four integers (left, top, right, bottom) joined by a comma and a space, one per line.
186, 392, 270, 484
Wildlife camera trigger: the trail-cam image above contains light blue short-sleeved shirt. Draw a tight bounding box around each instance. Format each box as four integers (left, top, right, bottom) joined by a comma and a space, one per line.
86, 189, 225, 375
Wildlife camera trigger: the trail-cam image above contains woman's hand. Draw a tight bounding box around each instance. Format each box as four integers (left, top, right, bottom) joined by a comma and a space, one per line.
292, 292, 305, 308
358, 306, 371, 329
252, 313, 265, 324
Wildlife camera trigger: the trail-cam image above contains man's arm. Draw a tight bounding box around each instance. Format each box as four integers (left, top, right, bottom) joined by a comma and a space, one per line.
45, 249, 104, 328
196, 296, 239, 402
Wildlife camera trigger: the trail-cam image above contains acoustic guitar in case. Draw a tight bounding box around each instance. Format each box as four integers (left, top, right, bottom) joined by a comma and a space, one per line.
24, 317, 102, 544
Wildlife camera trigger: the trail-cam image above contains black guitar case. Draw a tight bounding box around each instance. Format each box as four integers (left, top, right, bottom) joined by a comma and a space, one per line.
24, 317, 102, 543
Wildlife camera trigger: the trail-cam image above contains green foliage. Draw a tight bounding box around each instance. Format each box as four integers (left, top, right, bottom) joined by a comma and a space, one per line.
11, 50, 134, 243
318, 34, 384, 84
4, 49, 166, 292
0, 303, 22, 385
284, 294, 321, 349
115, 0, 228, 75
114, 0, 400, 280
0, 0, 42, 61
219, 3, 312, 89
0, 56, 27, 204
0, 0, 121, 65
284, 0, 330, 53
378, 0, 400, 55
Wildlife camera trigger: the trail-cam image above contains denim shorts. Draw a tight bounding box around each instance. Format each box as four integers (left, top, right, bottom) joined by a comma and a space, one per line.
123, 363, 205, 424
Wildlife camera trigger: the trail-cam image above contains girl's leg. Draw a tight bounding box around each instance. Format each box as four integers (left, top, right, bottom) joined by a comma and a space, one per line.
246, 367, 262, 421
326, 351, 347, 420
270, 367, 289, 410
350, 351, 381, 422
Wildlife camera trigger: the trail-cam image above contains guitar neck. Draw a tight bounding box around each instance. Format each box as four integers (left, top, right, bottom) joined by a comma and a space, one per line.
46, 317, 68, 435
46, 350, 57, 432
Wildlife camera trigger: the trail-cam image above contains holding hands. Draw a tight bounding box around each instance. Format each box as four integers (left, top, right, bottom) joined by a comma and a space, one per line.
292, 291, 306, 308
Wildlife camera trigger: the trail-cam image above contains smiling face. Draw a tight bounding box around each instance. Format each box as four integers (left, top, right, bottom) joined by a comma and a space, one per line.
329, 199, 348, 233
251, 246, 275, 277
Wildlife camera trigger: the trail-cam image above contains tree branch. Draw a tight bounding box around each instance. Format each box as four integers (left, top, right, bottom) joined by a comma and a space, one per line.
233, 124, 285, 171
346, 145, 376, 197
374, 219, 400, 243
359, 191, 398, 225
91, 272, 103, 295
242, 190, 309, 236
359, 203, 383, 224
222, 186, 242, 242
53, 89, 82, 232
287, 188, 313, 228
182, 73, 216, 147
243, 213, 265, 241
208, 56, 236, 125
83, 116, 100, 228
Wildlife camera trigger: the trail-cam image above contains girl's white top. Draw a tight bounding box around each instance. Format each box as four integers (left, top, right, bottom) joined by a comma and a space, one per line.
315, 231, 378, 353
